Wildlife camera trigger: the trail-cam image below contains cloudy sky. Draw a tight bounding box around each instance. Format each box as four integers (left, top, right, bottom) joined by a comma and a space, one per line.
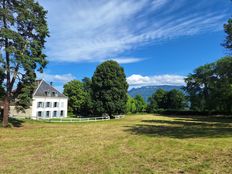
37, 0, 231, 91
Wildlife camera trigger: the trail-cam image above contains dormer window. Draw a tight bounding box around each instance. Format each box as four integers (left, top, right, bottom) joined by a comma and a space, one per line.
45, 90, 51, 97
52, 92, 58, 97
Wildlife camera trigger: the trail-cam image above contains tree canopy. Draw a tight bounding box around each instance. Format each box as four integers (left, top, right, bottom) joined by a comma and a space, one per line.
0, 0, 49, 127
134, 95, 147, 113
63, 80, 87, 115
185, 56, 232, 113
92, 60, 128, 117
126, 95, 137, 114
148, 89, 186, 112
126, 95, 147, 114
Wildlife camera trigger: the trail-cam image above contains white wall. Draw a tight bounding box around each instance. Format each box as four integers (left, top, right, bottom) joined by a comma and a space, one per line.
32, 96, 68, 119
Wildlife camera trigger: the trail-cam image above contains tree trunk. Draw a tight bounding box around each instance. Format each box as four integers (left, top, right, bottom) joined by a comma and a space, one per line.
3, 96, 9, 128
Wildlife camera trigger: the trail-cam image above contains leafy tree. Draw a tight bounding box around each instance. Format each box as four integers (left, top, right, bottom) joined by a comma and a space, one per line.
148, 89, 187, 112
126, 95, 137, 113
166, 89, 186, 110
213, 57, 232, 112
63, 80, 87, 115
148, 89, 167, 112
92, 60, 128, 117
185, 56, 232, 113
184, 63, 216, 111
0, 0, 49, 127
80, 77, 94, 116
134, 95, 147, 112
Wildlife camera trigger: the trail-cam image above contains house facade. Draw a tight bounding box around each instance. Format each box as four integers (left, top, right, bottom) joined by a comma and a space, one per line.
10, 80, 68, 119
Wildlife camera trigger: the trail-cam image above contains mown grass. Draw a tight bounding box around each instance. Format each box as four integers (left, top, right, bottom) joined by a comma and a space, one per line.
0, 114, 232, 174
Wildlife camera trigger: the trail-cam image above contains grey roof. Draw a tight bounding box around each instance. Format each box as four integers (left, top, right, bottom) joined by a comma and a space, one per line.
33, 80, 67, 98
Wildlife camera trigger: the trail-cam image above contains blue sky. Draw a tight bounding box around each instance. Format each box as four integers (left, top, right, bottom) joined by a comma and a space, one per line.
37, 0, 232, 91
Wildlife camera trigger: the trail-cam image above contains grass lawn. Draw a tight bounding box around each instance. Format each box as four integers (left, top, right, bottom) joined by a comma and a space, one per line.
1, 114, 232, 174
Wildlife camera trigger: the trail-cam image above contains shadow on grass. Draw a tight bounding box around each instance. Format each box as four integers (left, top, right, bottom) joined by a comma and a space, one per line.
0, 117, 24, 128
142, 119, 230, 127
161, 114, 232, 124
125, 115, 232, 139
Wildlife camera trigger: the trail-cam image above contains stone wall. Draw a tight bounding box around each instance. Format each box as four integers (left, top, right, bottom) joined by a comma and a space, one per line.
10, 106, 32, 118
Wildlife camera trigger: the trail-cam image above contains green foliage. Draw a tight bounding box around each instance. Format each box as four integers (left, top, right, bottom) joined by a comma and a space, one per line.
166, 89, 187, 110
223, 17, 232, 52
185, 56, 232, 113
134, 95, 147, 112
129, 85, 184, 102
126, 95, 137, 113
92, 60, 128, 116
80, 77, 94, 116
148, 89, 187, 112
0, 0, 49, 111
148, 89, 167, 112
63, 80, 88, 115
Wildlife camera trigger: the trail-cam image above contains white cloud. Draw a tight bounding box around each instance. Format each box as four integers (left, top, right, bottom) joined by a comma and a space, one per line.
38, 0, 230, 63
38, 73, 76, 83
127, 74, 186, 86
111, 57, 143, 64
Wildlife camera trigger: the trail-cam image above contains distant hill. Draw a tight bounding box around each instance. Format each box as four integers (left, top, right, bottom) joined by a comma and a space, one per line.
128, 85, 184, 102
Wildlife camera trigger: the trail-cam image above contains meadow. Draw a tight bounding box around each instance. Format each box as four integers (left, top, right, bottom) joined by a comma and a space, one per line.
1, 114, 232, 174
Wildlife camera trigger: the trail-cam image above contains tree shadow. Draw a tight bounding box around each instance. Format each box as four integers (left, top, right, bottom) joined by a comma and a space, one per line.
161, 114, 232, 124
142, 119, 230, 127
0, 117, 24, 128
125, 116, 232, 139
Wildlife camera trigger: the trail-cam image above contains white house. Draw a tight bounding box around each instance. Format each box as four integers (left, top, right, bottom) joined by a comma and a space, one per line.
10, 80, 68, 119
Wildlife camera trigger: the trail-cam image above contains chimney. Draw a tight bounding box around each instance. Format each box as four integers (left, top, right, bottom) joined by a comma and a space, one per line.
50, 82, 53, 86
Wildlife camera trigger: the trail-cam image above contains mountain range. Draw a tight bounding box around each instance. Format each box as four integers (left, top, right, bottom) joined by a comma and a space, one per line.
128, 85, 184, 102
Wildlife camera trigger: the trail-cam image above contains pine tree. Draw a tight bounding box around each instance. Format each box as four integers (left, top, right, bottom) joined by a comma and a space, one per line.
0, 0, 49, 127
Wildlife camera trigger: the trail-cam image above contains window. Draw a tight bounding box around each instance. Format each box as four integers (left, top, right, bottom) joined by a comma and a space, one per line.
37, 111, 42, 117
60, 110, 64, 117
46, 102, 51, 108
37, 102, 43, 108
45, 91, 51, 97
53, 102, 59, 108
52, 92, 58, 97
46, 111, 50, 118
53, 111, 57, 117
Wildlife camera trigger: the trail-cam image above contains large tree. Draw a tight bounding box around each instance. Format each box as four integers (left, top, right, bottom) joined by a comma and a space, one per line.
148, 89, 186, 112
63, 80, 87, 115
80, 77, 94, 116
185, 56, 232, 113
0, 0, 49, 127
148, 89, 167, 112
166, 89, 186, 110
92, 60, 128, 117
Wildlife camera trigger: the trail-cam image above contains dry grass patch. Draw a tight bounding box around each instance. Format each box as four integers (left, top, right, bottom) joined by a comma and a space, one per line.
1, 114, 232, 173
